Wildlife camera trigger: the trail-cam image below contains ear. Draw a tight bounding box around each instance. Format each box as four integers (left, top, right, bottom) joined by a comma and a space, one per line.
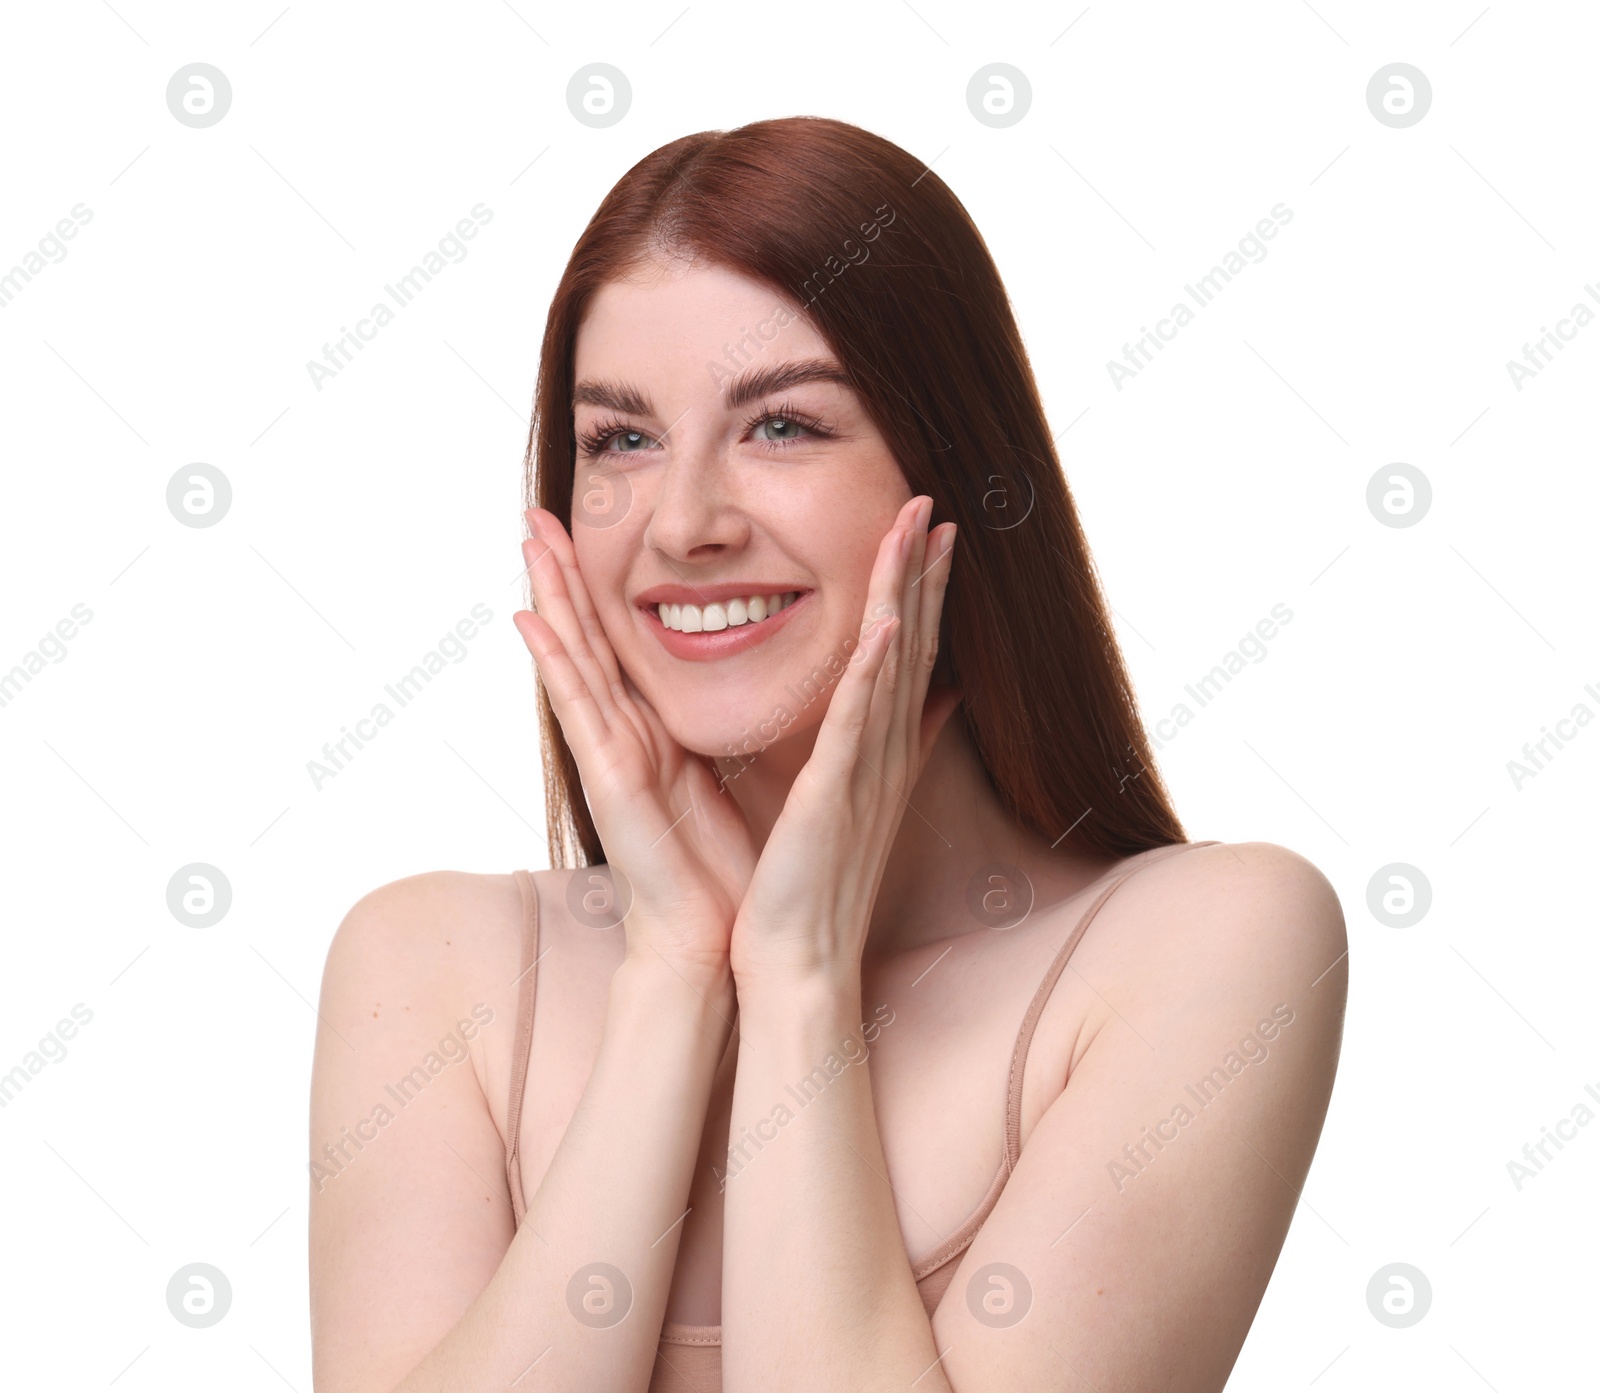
916, 683, 964, 776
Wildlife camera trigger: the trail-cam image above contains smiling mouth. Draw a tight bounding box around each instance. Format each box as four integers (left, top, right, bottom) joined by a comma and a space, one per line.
638, 587, 813, 662
655, 591, 801, 634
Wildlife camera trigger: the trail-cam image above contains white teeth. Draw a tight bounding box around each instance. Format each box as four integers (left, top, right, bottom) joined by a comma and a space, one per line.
656, 591, 799, 633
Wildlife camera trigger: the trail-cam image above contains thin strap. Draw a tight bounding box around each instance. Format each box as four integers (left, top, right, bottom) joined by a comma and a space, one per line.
908, 838, 1220, 1280
1004, 840, 1221, 1169
504, 869, 541, 1228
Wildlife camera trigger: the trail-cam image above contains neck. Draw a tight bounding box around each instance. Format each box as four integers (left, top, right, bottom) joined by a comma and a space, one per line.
714, 705, 1118, 960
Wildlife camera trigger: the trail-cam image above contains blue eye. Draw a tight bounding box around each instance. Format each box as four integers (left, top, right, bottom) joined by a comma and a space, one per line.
753, 416, 811, 442
744, 402, 834, 449
577, 422, 663, 457
575, 402, 834, 460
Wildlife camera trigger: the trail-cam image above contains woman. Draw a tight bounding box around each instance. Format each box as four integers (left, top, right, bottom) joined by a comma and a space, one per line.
309, 116, 1347, 1393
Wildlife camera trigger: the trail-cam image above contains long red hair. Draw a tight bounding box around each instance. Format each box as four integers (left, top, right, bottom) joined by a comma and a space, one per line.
523, 115, 1186, 868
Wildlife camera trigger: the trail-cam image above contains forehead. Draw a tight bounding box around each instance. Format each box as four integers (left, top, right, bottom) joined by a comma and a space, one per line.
573, 259, 827, 393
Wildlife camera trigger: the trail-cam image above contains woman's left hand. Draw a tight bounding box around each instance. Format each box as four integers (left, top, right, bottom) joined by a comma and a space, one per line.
727, 495, 962, 988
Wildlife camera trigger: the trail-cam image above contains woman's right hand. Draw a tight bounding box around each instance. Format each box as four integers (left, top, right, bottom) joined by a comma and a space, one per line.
512, 507, 757, 981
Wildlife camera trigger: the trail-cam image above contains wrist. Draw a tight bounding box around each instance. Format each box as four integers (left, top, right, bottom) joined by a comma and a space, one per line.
601, 953, 739, 1090
616, 945, 736, 1009
733, 961, 863, 1021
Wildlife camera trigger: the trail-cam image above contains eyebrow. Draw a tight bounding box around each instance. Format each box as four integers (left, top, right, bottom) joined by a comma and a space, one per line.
571, 357, 855, 419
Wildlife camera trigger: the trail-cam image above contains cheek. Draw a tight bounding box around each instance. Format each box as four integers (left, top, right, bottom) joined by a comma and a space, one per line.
826, 509, 900, 594
570, 524, 633, 621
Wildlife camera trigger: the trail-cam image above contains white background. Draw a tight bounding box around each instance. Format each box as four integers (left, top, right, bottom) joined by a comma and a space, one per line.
1, 0, 1594, 1387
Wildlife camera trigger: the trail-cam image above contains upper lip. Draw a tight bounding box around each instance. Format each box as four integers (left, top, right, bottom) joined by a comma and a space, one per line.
633, 582, 812, 608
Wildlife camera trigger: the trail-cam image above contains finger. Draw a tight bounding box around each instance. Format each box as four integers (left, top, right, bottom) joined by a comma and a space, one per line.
899, 497, 931, 669
880, 497, 933, 766
525, 509, 626, 698
824, 612, 901, 769
914, 522, 956, 641
810, 523, 907, 781
528, 527, 672, 774
904, 520, 957, 766
522, 537, 665, 771
522, 511, 624, 717
525, 508, 626, 692
512, 607, 615, 765
612, 662, 681, 773
516, 609, 710, 870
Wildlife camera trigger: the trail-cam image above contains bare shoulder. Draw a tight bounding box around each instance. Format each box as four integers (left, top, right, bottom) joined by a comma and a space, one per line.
318, 864, 623, 1057
321, 868, 528, 1010
315, 869, 542, 1115
1068, 840, 1348, 1054
1081, 839, 1346, 970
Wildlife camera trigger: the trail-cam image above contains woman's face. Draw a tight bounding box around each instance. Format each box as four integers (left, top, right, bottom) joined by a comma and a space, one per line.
569, 257, 912, 764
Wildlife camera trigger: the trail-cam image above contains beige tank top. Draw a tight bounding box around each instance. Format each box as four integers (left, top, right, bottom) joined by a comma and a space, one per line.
503, 839, 1218, 1391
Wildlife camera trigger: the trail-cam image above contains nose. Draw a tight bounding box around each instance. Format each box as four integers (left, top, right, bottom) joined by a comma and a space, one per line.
640, 428, 750, 565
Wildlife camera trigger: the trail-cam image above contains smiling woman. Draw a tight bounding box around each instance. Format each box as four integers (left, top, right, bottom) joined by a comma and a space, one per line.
525, 120, 1185, 864
308, 116, 1347, 1393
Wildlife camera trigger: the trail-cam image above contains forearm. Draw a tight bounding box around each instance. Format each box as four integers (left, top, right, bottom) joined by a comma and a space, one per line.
393, 951, 735, 1393
721, 971, 951, 1393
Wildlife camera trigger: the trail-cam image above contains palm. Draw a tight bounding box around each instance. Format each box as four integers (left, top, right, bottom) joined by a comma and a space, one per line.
516, 508, 757, 963
587, 674, 758, 943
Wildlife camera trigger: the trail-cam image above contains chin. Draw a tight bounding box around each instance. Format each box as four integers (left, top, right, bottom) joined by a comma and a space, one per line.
656, 685, 820, 767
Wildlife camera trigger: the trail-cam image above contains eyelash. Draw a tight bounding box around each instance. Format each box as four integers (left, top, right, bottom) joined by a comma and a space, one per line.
575, 400, 835, 459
